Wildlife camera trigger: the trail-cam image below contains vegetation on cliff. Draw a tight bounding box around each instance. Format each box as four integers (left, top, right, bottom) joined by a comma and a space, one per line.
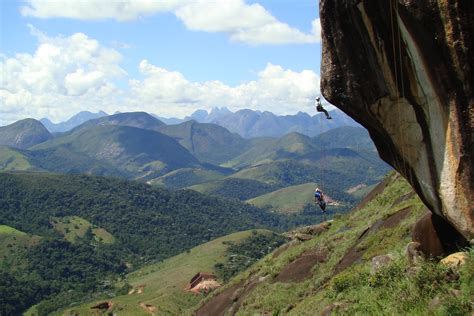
195, 173, 473, 315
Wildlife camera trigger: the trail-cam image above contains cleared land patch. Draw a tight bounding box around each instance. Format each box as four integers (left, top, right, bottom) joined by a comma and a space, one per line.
50, 216, 114, 244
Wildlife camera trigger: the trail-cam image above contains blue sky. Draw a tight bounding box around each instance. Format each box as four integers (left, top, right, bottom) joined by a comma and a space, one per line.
1, 0, 323, 125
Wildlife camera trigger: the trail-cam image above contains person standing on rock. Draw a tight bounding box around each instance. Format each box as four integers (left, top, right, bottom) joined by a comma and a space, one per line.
315, 97, 332, 119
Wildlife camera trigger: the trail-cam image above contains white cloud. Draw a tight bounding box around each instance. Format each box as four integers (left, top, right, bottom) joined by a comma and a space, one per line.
127, 60, 320, 117
20, 0, 320, 45
20, 0, 182, 21
0, 26, 126, 125
0, 28, 321, 125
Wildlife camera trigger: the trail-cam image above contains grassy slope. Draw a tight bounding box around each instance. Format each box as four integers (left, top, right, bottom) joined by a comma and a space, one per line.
195, 172, 472, 315
187, 178, 277, 201
0, 147, 35, 171
150, 168, 226, 189
60, 229, 274, 316
349, 183, 377, 199
0, 225, 27, 235
0, 225, 40, 273
32, 125, 199, 178
224, 133, 316, 169
247, 182, 319, 213
51, 216, 114, 244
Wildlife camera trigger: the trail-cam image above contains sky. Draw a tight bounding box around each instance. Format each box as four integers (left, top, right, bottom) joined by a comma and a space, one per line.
0, 0, 325, 125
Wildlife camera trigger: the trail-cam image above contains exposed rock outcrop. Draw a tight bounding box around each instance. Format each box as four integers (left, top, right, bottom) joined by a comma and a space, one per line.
320, 0, 473, 239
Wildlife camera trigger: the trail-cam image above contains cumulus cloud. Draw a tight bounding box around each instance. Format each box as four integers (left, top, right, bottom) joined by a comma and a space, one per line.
127, 60, 320, 117
1, 28, 321, 125
0, 26, 125, 124
21, 0, 320, 45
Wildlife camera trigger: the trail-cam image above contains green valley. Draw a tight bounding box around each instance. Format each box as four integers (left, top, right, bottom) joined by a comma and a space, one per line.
0, 171, 308, 315
58, 230, 284, 315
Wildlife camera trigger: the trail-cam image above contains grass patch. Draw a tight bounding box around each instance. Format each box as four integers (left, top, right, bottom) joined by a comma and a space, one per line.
0, 146, 34, 171
0, 225, 40, 272
50, 216, 114, 244
150, 168, 226, 189
0, 225, 27, 235
247, 182, 319, 213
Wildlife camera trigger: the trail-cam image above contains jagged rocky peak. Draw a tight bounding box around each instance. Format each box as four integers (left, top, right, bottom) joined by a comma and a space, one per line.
320, 1, 472, 239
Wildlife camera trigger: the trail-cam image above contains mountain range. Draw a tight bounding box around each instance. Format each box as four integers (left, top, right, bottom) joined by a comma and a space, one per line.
36, 107, 359, 138
184, 107, 360, 138
0, 112, 390, 215
40, 111, 108, 133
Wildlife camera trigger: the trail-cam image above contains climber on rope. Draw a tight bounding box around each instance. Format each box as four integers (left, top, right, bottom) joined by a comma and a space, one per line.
314, 187, 327, 212
315, 97, 332, 119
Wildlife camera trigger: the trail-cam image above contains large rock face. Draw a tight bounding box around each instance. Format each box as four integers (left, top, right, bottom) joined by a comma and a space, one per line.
320, 0, 472, 239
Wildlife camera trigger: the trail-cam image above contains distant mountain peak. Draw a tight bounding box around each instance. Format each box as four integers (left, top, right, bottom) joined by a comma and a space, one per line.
209, 107, 231, 115
41, 111, 108, 133
74, 111, 165, 133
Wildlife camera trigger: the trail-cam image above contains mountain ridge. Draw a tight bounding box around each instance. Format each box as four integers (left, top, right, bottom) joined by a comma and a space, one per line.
35, 107, 360, 138
41, 111, 108, 133
0, 118, 52, 149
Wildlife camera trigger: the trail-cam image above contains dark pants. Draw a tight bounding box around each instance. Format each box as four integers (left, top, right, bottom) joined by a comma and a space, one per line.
317, 106, 331, 119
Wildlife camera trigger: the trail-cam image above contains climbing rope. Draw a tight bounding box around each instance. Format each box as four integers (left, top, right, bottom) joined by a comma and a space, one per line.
389, 0, 410, 182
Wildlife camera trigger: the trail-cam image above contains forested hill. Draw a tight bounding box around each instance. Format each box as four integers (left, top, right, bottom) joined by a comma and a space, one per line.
0, 172, 285, 260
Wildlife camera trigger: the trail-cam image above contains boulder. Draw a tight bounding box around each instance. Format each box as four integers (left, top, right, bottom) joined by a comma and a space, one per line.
440, 252, 468, 269
406, 241, 423, 264
320, 0, 473, 240
371, 254, 394, 273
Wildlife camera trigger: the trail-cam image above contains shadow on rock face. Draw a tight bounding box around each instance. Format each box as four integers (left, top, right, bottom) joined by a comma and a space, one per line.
412, 211, 469, 258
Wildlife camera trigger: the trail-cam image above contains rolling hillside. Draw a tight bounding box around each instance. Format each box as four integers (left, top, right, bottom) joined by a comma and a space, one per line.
58, 230, 281, 315
0, 171, 294, 315
32, 125, 201, 178
157, 120, 250, 165
247, 182, 321, 213
41, 111, 108, 133
0, 146, 37, 171
0, 119, 52, 149
224, 132, 317, 168
72, 111, 165, 132
313, 125, 376, 149
149, 168, 227, 189
194, 173, 473, 315
188, 178, 279, 200
230, 160, 358, 204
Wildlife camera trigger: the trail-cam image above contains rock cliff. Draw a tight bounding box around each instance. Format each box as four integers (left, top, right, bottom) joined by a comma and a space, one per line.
320, 0, 472, 239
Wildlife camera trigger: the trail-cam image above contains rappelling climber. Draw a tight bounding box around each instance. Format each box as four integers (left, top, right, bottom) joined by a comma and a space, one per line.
314, 187, 327, 212
315, 97, 332, 119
